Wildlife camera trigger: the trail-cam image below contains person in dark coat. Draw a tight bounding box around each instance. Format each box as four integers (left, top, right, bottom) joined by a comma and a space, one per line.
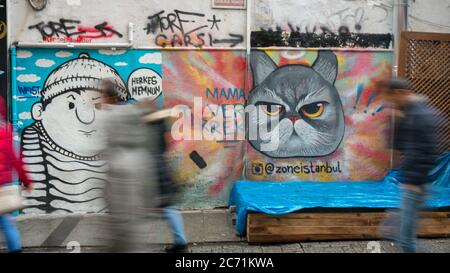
142, 105, 188, 253
378, 77, 439, 253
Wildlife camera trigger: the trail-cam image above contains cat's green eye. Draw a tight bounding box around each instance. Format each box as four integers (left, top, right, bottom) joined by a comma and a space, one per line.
259, 103, 285, 116
301, 102, 325, 118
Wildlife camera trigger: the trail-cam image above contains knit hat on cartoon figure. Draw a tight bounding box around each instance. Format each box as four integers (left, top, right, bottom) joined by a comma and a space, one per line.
41, 52, 128, 102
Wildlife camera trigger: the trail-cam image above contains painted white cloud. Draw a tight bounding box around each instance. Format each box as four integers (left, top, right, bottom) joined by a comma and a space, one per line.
17, 74, 41, 83
13, 135, 20, 142
139, 53, 162, 64
19, 112, 32, 120
13, 67, 26, 71
17, 50, 33, 59
55, 50, 73, 58
17, 121, 24, 126
98, 49, 126, 56
35, 59, 56, 68
13, 96, 27, 102
114, 62, 128, 67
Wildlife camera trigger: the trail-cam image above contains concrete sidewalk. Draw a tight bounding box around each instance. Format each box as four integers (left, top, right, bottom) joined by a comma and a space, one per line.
1, 209, 242, 249
1, 209, 449, 253
3, 240, 450, 253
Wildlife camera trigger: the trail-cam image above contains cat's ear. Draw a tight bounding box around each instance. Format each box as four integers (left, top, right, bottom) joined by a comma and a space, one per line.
312, 50, 338, 84
250, 50, 277, 86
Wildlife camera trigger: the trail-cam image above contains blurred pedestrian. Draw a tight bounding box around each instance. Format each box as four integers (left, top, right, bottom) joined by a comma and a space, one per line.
99, 80, 159, 252
142, 105, 188, 253
378, 77, 439, 253
0, 97, 33, 253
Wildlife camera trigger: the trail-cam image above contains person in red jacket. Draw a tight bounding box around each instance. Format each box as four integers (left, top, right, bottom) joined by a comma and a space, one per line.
0, 97, 33, 252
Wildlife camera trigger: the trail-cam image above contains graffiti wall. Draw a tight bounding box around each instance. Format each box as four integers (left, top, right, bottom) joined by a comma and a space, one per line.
251, 0, 393, 48
11, 48, 162, 213
9, 0, 246, 48
245, 49, 393, 181
163, 50, 246, 208
7, 0, 398, 213
10, 48, 248, 212
10, 48, 393, 212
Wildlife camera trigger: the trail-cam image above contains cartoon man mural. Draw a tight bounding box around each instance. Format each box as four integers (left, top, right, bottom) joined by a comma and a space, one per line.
21, 53, 128, 214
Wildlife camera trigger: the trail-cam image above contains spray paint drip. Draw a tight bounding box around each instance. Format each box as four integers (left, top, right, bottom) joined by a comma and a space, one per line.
364, 91, 377, 113
353, 83, 364, 109
372, 105, 385, 116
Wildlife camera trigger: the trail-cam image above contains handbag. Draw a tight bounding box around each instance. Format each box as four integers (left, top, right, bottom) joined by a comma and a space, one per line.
0, 185, 26, 215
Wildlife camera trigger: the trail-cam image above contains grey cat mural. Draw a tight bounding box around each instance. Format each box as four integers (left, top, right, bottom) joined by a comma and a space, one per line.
248, 50, 345, 158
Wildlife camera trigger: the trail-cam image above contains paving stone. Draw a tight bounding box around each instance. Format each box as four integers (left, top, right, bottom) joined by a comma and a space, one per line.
314, 247, 345, 253
348, 242, 369, 253
419, 239, 449, 253
280, 243, 303, 253
301, 242, 332, 248
341, 246, 357, 253
242, 245, 263, 253
192, 246, 213, 253
4, 238, 450, 253
209, 245, 224, 253
301, 247, 316, 253
261, 245, 283, 253
222, 245, 244, 253
380, 241, 402, 253
279, 243, 301, 249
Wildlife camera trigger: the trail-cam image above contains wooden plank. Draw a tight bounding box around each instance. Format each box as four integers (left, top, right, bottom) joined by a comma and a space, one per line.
249, 212, 387, 220
402, 31, 450, 42
248, 232, 382, 243
249, 218, 373, 227
248, 213, 450, 230
249, 211, 449, 219
246, 211, 450, 243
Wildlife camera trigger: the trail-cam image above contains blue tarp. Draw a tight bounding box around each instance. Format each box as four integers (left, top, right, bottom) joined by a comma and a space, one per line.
229, 153, 450, 235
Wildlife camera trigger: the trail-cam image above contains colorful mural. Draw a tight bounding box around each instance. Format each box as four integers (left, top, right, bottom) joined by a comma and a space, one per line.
11, 48, 162, 214
245, 49, 393, 181
10, 48, 393, 212
163, 50, 246, 208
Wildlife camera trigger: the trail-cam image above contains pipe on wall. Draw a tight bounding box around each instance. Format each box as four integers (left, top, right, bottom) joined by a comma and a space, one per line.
392, 0, 408, 76
390, 0, 409, 169
14, 42, 132, 49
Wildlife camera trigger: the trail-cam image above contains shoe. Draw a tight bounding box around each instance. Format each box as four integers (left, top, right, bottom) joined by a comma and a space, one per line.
164, 244, 188, 253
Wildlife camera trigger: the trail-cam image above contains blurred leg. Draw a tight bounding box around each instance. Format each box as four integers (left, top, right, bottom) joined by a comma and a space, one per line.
398, 189, 423, 253
380, 209, 400, 241
162, 208, 187, 245
0, 214, 22, 252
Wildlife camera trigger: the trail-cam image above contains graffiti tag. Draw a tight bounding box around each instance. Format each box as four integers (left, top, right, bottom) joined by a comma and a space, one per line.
144, 10, 244, 48
28, 18, 123, 43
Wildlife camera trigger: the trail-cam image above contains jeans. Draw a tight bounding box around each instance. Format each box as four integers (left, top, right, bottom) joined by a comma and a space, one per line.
162, 208, 187, 245
398, 188, 426, 253
381, 186, 428, 253
0, 214, 22, 252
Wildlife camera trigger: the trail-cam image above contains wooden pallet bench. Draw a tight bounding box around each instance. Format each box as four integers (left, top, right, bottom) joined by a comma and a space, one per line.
246, 210, 450, 243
